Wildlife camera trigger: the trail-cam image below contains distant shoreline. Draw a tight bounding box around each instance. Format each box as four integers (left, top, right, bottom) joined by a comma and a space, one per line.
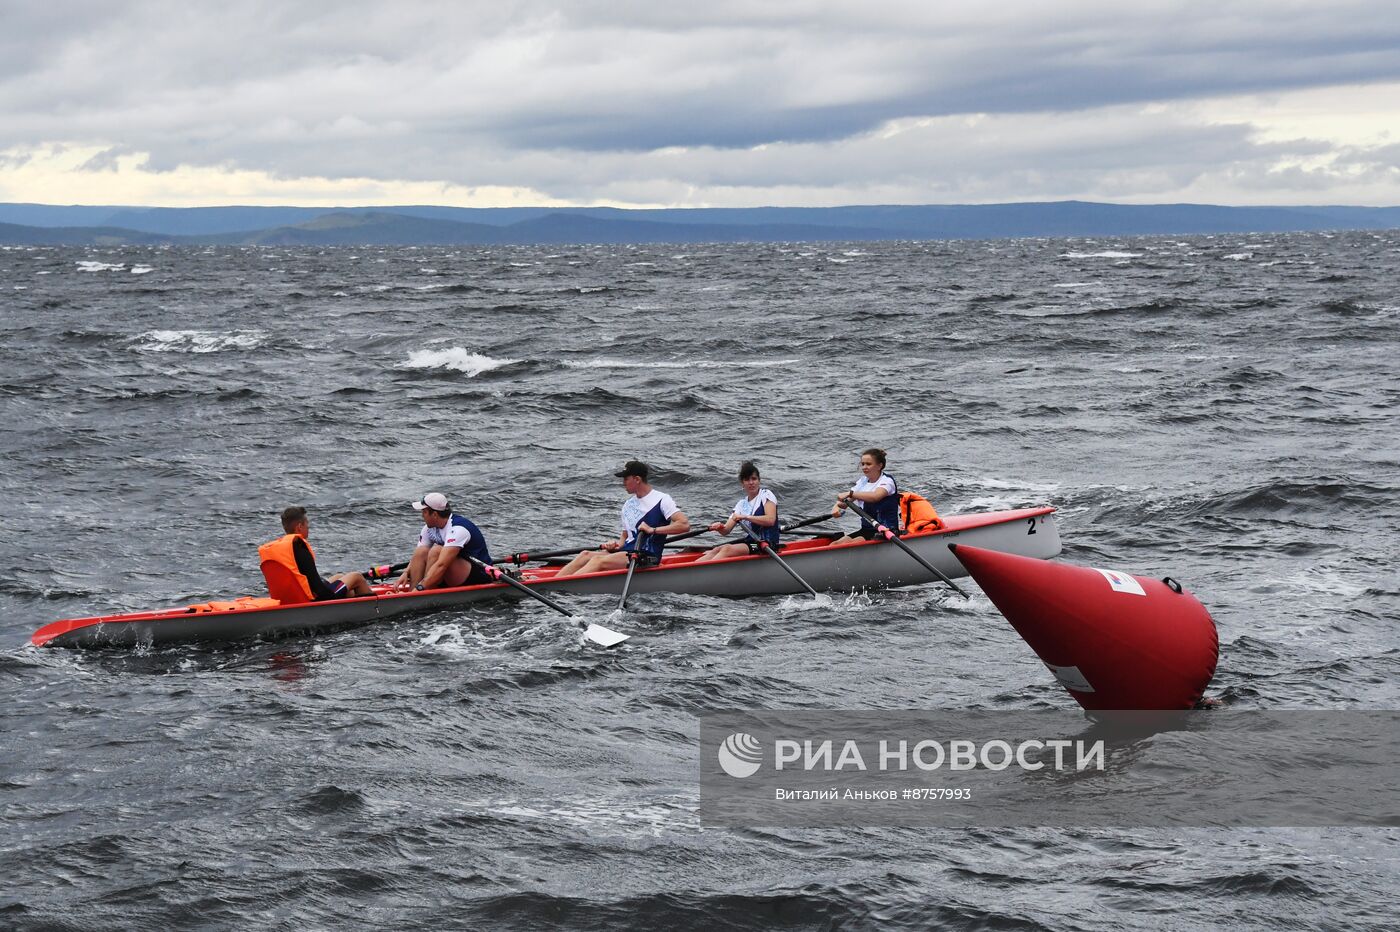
3, 200, 1399, 246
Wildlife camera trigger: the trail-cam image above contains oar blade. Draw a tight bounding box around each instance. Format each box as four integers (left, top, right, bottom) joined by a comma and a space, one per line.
581, 622, 630, 648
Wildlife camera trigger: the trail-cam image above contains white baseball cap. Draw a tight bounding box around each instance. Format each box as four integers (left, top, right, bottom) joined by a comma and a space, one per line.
412, 492, 451, 512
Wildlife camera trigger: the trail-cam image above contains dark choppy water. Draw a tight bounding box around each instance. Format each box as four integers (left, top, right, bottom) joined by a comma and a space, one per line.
2, 235, 1397, 929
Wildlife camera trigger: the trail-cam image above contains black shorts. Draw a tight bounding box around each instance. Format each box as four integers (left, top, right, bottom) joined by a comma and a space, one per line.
464, 562, 494, 586
627, 550, 661, 568
315, 579, 350, 602
849, 525, 879, 541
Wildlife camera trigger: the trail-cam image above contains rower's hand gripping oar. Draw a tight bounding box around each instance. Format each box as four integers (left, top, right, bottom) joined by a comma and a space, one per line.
840, 499, 969, 598
464, 555, 630, 647
738, 524, 820, 599
617, 531, 648, 612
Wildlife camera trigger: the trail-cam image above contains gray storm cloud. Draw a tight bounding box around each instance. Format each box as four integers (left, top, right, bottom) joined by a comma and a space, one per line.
2, 1, 1398, 204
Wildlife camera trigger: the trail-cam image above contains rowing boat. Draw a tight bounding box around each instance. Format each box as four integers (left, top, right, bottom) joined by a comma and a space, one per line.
31, 507, 1059, 649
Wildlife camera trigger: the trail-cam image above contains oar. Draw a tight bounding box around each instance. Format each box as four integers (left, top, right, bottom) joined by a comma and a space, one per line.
364, 561, 409, 581
739, 524, 819, 598
497, 545, 590, 565
499, 527, 715, 565
617, 532, 649, 611
660, 527, 720, 549
780, 514, 837, 533
465, 555, 629, 647
841, 500, 969, 599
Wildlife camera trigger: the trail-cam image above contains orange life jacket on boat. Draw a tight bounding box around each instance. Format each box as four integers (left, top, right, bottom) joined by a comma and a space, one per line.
185, 596, 282, 614
898, 492, 942, 533
258, 534, 315, 605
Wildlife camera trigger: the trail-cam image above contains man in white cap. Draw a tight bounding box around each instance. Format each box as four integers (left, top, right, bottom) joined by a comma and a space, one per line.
394, 492, 495, 591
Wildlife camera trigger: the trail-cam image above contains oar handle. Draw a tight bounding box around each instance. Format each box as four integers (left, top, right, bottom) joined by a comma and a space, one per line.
842, 500, 969, 598
365, 561, 409, 581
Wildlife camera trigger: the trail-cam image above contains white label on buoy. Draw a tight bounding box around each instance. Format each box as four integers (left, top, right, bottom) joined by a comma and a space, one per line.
1094, 567, 1146, 596
1046, 663, 1095, 692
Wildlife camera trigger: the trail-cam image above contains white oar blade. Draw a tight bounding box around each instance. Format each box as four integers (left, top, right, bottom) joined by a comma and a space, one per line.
581, 622, 630, 647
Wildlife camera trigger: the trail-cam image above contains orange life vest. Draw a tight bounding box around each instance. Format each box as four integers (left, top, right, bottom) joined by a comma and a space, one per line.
898, 492, 942, 533
185, 596, 282, 614
258, 534, 315, 605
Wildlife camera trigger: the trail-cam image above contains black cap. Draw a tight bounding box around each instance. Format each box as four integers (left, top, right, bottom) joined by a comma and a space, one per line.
614, 460, 649, 480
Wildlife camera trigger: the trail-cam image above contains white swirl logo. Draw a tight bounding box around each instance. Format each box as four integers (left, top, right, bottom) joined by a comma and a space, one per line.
717, 732, 763, 778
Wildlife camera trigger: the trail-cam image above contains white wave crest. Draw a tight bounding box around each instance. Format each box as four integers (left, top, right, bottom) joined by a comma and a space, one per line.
130, 265, 155, 275
968, 475, 1063, 493
1060, 251, 1142, 259
132, 329, 266, 353
563, 357, 798, 370
404, 347, 517, 376
779, 592, 838, 612
415, 623, 488, 655
76, 260, 125, 272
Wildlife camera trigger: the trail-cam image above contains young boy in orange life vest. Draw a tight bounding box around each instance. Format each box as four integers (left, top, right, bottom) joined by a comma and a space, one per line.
259, 506, 373, 603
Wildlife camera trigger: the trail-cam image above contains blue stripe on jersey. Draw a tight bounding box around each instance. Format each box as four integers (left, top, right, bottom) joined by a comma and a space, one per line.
448, 514, 493, 565
861, 474, 899, 532
740, 491, 780, 548
623, 501, 669, 560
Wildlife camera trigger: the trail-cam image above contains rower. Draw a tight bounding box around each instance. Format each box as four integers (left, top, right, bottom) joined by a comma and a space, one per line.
830, 448, 899, 545
695, 460, 780, 563
394, 492, 495, 591
259, 506, 372, 604
554, 460, 691, 577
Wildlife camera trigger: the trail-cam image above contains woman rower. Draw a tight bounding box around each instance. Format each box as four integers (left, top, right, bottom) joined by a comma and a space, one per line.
830, 447, 898, 544
695, 461, 780, 562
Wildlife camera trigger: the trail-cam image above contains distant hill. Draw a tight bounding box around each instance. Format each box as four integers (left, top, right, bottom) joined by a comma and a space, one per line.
0, 220, 171, 246
2, 200, 1399, 246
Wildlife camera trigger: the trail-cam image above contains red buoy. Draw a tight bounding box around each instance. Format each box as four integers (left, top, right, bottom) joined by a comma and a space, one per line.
950, 544, 1218, 710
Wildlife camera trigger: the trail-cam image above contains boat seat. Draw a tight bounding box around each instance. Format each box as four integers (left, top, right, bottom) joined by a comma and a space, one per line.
260, 559, 312, 605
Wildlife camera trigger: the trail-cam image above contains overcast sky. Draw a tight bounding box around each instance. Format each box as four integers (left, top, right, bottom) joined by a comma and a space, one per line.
2, 1, 1399, 208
